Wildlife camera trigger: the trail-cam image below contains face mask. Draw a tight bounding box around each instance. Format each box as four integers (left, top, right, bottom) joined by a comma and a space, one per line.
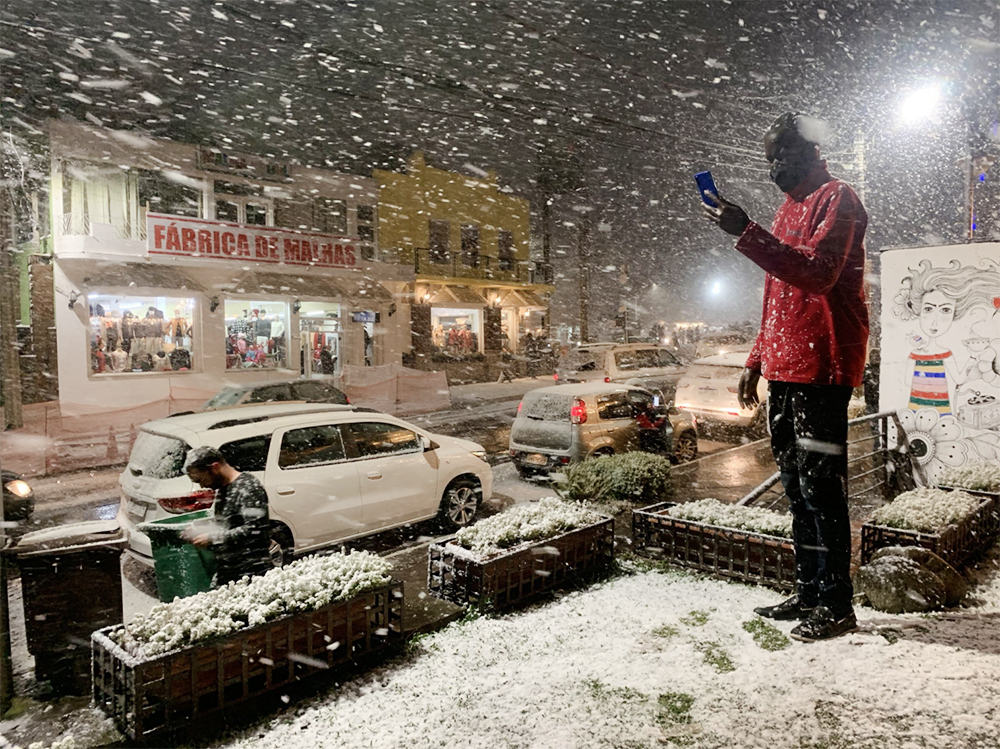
769, 159, 814, 193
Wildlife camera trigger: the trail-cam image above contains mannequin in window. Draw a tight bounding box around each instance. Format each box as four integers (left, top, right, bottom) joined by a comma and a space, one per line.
92, 343, 107, 373
110, 342, 128, 372
320, 344, 335, 375
256, 313, 272, 345
236, 333, 248, 356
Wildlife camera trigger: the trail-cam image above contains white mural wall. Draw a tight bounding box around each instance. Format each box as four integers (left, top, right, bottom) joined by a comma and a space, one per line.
880, 242, 1000, 484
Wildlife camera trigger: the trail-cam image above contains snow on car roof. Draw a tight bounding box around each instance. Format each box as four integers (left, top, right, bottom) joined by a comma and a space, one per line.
692, 351, 753, 367
138, 402, 358, 439
528, 381, 652, 397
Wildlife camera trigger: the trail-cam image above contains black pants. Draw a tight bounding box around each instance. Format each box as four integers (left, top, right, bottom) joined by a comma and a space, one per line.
768, 381, 854, 617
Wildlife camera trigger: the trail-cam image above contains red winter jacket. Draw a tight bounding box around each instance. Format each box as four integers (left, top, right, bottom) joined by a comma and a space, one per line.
737, 162, 869, 388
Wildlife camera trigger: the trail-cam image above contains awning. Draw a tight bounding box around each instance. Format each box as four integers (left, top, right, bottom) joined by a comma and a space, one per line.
221, 271, 392, 303
60, 259, 207, 293
496, 288, 548, 309
424, 284, 488, 307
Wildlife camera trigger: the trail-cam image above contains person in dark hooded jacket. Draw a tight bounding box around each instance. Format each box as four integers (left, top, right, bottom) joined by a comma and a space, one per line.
182, 446, 272, 586
703, 112, 868, 642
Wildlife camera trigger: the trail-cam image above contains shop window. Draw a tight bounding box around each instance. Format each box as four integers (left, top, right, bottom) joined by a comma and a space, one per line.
461, 225, 480, 267
431, 307, 481, 355
225, 300, 288, 370
429, 219, 450, 263
498, 229, 514, 271
87, 294, 195, 375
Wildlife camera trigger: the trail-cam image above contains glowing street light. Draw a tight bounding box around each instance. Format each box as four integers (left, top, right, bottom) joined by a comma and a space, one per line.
897, 83, 942, 126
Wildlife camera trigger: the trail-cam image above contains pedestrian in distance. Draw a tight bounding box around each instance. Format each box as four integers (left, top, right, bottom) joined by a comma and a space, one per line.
181, 446, 273, 587
702, 112, 869, 642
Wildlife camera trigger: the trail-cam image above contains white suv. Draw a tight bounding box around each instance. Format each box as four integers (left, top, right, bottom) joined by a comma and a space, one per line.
555, 343, 687, 403
118, 403, 493, 566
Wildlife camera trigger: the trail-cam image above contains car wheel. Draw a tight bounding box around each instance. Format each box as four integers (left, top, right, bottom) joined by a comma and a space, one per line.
438, 476, 481, 531
592, 447, 615, 458
673, 431, 698, 463
269, 525, 294, 568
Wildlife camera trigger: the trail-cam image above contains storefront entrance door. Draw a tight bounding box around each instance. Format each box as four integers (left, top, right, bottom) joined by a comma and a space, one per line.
300, 316, 342, 378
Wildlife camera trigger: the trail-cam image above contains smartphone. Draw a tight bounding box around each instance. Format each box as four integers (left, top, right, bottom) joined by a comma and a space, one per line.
695, 171, 718, 206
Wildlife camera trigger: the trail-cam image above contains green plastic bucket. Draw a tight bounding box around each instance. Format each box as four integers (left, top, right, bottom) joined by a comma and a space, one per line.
139, 509, 217, 602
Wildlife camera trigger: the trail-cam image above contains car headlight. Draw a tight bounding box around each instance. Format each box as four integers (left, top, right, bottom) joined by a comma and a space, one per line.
4, 479, 32, 498
470, 450, 487, 461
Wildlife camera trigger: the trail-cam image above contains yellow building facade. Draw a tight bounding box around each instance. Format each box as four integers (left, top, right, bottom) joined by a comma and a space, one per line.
375, 152, 550, 357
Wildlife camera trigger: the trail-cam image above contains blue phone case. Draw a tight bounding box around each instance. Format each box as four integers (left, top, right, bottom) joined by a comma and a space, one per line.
695, 171, 718, 205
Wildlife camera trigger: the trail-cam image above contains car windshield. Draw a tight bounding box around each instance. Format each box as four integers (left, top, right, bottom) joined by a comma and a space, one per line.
128, 432, 191, 479
204, 390, 247, 409
562, 351, 599, 371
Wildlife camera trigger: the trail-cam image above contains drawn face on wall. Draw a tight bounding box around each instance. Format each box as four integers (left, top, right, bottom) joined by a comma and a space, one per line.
919, 289, 956, 340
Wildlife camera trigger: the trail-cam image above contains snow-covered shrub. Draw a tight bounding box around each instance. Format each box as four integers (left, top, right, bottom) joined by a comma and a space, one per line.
666, 498, 793, 539
871, 487, 983, 534
556, 452, 672, 505
452, 497, 604, 557
109, 550, 392, 660
935, 462, 1000, 492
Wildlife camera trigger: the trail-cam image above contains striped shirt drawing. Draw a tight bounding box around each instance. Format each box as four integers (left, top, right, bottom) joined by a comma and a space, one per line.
908, 350, 953, 414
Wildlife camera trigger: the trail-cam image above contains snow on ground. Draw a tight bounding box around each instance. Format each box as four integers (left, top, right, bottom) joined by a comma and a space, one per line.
207, 546, 1000, 749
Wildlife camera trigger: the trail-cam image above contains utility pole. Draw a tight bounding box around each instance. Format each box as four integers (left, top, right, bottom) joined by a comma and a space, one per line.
576, 205, 592, 343
0, 183, 23, 430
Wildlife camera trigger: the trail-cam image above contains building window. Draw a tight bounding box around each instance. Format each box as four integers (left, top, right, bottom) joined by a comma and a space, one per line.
498, 230, 514, 271
246, 203, 267, 226
224, 300, 288, 370
88, 294, 195, 375
356, 204, 376, 260
429, 219, 450, 264
213, 181, 271, 225
137, 170, 202, 217
216, 200, 239, 222
461, 225, 480, 267
274, 196, 347, 235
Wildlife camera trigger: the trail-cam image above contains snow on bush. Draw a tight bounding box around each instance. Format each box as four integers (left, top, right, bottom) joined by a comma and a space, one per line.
109, 551, 392, 659
3, 738, 76, 749
666, 498, 793, 538
935, 462, 1000, 492
556, 452, 672, 505
871, 487, 983, 533
452, 497, 605, 557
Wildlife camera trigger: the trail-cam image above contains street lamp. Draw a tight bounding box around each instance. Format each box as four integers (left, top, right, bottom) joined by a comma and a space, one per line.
897, 83, 943, 126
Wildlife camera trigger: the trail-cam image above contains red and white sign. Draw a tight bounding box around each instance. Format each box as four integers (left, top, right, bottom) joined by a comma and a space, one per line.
147, 213, 358, 268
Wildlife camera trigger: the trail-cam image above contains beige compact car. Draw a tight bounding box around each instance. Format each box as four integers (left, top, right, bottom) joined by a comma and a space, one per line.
554, 343, 687, 403
508, 382, 698, 479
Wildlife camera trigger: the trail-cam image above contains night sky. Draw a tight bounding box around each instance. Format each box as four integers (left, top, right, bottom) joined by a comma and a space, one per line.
3, 0, 998, 334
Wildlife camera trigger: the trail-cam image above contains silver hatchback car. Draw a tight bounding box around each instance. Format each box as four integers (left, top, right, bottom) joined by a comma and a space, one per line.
508, 382, 698, 479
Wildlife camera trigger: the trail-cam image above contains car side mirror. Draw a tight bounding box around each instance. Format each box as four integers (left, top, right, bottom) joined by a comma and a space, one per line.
422, 436, 440, 452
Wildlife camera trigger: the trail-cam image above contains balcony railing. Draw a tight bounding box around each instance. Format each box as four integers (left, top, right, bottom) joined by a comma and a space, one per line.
414, 247, 530, 283
59, 212, 147, 241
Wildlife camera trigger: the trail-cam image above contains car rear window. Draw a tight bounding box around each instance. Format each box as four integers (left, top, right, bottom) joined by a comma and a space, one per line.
128, 432, 190, 479
220, 435, 272, 472
521, 393, 572, 421
615, 348, 678, 370
561, 351, 600, 371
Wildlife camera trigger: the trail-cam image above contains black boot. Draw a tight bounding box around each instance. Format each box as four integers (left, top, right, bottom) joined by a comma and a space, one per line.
753, 594, 815, 621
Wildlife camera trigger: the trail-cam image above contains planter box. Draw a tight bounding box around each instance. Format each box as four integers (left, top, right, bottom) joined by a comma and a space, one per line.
428, 517, 614, 609
860, 491, 1000, 568
92, 581, 403, 741
632, 502, 796, 591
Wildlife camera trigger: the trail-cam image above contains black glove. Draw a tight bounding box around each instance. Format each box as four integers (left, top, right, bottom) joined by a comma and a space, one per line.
737, 367, 761, 410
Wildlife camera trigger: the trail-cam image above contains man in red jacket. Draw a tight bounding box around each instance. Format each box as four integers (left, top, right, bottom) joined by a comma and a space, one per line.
703, 113, 868, 642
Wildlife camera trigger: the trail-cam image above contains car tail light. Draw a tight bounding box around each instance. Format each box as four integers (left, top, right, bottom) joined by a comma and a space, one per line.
727, 386, 739, 393
517, 400, 524, 413
553, 373, 559, 381
158, 490, 216, 514
570, 398, 587, 425
558, 456, 571, 465
509, 448, 517, 456
604, 376, 611, 383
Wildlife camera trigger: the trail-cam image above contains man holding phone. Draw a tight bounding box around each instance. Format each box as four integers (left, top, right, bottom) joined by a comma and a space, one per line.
701, 112, 869, 642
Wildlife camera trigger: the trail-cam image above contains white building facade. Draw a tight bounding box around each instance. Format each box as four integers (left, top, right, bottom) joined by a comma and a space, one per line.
49, 120, 412, 414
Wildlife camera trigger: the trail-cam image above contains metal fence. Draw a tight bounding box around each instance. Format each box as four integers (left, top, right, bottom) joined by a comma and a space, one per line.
737, 411, 922, 518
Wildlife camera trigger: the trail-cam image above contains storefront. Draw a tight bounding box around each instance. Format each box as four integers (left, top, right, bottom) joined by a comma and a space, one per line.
53, 215, 407, 413
431, 306, 482, 354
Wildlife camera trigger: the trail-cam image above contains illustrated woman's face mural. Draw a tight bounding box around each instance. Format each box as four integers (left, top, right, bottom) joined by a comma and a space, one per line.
919, 290, 956, 339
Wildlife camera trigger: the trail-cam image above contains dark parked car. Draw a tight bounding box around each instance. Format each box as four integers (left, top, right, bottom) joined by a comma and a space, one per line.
3, 470, 34, 525
202, 378, 349, 411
